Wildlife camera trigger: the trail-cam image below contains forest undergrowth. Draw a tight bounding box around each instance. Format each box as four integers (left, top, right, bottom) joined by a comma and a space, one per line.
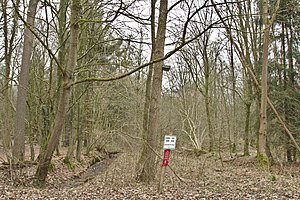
0, 149, 300, 199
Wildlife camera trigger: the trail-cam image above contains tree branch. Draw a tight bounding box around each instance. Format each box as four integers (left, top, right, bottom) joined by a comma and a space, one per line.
71, 19, 222, 86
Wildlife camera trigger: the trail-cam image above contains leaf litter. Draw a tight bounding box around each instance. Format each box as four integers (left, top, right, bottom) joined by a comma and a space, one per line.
0, 151, 300, 199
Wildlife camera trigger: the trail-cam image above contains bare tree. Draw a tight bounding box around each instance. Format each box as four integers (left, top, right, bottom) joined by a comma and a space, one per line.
257, 0, 281, 168
0, 0, 20, 164
35, 0, 81, 184
137, 0, 168, 183
13, 0, 39, 163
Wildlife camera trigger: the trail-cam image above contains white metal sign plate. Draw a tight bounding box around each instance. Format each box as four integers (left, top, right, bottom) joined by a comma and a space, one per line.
163, 135, 177, 150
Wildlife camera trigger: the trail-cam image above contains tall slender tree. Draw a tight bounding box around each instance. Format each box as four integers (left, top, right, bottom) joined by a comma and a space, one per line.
257, 0, 281, 167
13, 0, 39, 163
35, 0, 81, 184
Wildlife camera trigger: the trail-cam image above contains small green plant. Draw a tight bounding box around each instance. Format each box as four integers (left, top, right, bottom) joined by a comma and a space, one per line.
63, 158, 75, 171
270, 175, 277, 181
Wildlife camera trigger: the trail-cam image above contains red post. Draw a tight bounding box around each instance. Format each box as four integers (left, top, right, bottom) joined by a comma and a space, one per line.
158, 149, 171, 193
162, 149, 171, 166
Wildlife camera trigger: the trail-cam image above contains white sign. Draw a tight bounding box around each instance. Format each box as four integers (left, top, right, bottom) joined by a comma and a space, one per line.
163, 135, 177, 150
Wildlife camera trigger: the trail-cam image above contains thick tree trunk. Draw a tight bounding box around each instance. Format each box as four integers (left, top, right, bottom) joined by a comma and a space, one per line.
13, 0, 39, 163
35, 0, 80, 185
137, 0, 168, 183
136, 0, 155, 179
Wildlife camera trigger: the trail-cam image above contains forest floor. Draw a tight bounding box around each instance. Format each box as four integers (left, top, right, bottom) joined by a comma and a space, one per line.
1, 148, 300, 199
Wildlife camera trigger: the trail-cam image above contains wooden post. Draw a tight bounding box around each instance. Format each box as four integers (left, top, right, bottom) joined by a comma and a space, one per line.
157, 149, 170, 193
158, 136, 176, 193
158, 165, 165, 193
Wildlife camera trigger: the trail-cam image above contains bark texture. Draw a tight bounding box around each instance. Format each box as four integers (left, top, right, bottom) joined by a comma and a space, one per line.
257, 0, 270, 162
137, 0, 168, 183
13, 0, 39, 163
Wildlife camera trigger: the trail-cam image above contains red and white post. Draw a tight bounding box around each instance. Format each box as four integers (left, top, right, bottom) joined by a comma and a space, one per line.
158, 135, 176, 193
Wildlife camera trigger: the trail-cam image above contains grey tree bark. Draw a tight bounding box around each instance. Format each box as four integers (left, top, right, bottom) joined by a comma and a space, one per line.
137, 0, 168, 183
13, 0, 39, 163
257, 0, 281, 166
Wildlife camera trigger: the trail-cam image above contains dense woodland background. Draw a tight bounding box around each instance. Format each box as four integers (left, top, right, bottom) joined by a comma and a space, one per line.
1, 0, 300, 197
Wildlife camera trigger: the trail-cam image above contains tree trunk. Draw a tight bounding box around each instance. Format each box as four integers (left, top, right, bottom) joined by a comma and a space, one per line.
35, 0, 80, 185
76, 129, 83, 161
285, 24, 296, 162
244, 101, 251, 156
205, 84, 213, 152
243, 71, 253, 156
257, 0, 270, 167
13, 0, 39, 163
75, 101, 82, 161
230, 42, 237, 153
137, 0, 168, 183
28, 102, 35, 161
136, 0, 156, 178
65, 93, 75, 160
280, 23, 294, 162
203, 46, 213, 152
